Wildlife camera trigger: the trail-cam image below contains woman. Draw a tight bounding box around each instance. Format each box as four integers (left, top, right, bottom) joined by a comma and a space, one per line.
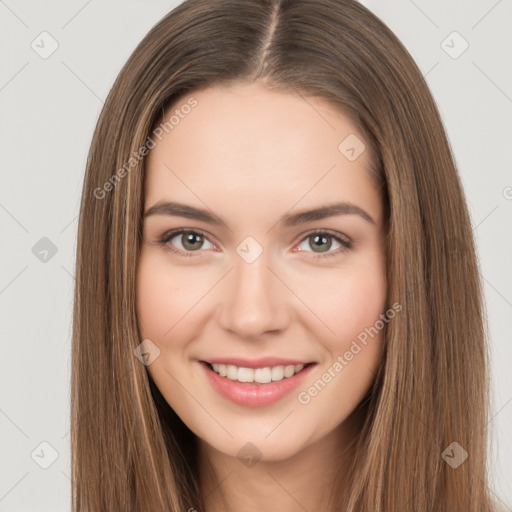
71, 0, 499, 510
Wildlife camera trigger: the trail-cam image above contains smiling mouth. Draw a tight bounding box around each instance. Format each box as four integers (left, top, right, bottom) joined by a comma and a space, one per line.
202, 361, 315, 384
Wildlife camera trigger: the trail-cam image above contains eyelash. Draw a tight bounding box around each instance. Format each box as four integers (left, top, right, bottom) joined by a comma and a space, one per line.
157, 228, 352, 259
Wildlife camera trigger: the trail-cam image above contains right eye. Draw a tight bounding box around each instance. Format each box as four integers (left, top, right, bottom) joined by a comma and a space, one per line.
159, 229, 216, 257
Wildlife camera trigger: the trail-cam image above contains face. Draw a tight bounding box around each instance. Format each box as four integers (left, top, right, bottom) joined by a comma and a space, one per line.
136, 81, 387, 462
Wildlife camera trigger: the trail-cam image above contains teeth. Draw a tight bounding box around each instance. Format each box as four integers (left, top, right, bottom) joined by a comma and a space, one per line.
283, 365, 295, 378
271, 366, 284, 381
254, 367, 272, 383
226, 365, 237, 380
209, 362, 305, 383
238, 367, 253, 382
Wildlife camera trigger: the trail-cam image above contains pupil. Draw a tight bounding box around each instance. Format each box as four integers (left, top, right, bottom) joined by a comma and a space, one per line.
311, 234, 331, 253
183, 232, 202, 250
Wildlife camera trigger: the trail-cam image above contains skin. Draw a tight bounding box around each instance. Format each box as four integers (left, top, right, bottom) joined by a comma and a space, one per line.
136, 81, 387, 511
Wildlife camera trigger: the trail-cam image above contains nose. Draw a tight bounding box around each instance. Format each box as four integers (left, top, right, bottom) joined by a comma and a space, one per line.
217, 252, 290, 339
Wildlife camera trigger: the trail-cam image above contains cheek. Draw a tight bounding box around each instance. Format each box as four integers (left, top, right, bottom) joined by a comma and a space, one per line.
294, 268, 387, 425
136, 251, 208, 340
137, 265, 163, 339
136, 255, 195, 406
295, 257, 387, 353
333, 270, 386, 342
136, 253, 181, 340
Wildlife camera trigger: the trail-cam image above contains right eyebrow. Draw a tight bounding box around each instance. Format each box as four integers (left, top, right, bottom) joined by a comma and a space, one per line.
144, 201, 227, 226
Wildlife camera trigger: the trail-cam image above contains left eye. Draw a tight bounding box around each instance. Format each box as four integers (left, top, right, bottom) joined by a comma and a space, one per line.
159, 229, 351, 258
295, 231, 351, 256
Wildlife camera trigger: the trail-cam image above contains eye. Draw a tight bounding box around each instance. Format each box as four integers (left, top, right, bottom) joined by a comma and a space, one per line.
294, 229, 352, 258
158, 228, 351, 259
159, 229, 215, 257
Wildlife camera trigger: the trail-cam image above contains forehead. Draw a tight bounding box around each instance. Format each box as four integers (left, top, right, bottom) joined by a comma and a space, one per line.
144, 82, 382, 228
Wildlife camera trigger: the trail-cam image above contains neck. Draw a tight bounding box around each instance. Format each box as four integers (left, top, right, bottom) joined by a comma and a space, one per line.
198, 418, 358, 512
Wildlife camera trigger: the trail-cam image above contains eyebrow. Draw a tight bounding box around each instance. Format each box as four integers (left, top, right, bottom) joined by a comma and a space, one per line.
143, 200, 375, 227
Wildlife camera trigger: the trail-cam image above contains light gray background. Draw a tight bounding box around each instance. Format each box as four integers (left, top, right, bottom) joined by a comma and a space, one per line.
1, 1, 511, 510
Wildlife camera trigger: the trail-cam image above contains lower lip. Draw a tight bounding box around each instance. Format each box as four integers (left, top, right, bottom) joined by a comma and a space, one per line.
200, 362, 316, 407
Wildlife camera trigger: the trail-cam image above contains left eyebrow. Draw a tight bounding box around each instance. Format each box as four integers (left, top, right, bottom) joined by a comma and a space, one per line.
279, 202, 375, 227
143, 200, 375, 228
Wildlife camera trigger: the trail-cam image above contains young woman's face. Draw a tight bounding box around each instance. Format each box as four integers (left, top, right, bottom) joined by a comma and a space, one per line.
137, 81, 387, 461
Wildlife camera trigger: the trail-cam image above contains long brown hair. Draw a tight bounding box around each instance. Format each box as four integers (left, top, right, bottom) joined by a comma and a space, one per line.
71, 0, 498, 510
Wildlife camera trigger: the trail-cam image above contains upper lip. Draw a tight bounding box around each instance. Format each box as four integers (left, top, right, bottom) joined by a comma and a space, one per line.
201, 357, 315, 368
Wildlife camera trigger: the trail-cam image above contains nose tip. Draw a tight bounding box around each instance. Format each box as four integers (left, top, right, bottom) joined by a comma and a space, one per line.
216, 258, 289, 339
